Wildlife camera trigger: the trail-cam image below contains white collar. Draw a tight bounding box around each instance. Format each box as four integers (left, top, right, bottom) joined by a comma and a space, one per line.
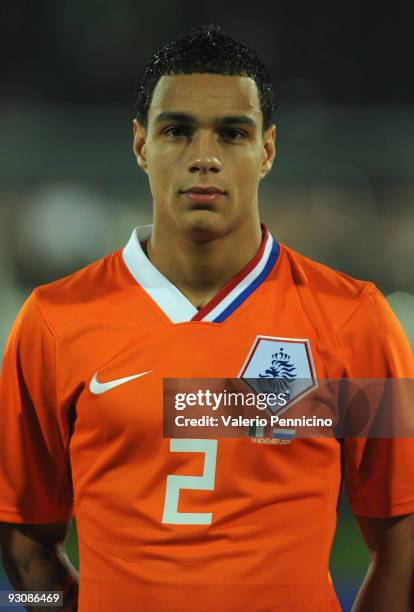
122, 225, 279, 324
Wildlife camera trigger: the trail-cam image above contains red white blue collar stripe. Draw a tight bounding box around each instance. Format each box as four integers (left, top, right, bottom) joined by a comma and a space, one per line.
193, 226, 278, 322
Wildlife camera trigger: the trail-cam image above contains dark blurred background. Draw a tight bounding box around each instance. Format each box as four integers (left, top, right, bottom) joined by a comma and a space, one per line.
0, 2, 413, 610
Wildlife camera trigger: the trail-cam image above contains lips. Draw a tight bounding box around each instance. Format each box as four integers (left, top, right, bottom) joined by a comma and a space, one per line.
184, 186, 224, 194
182, 186, 225, 203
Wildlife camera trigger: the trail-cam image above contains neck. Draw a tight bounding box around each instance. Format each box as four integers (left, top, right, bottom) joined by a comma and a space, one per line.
146, 216, 263, 309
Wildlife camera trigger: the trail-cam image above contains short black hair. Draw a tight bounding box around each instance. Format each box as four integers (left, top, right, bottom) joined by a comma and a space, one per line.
135, 24, 275, 130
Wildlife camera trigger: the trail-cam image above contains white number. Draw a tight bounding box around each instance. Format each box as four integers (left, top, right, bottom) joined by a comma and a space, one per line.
162, 439, 217, 525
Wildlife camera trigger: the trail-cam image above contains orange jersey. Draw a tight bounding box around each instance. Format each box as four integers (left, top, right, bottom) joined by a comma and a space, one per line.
1, 225, 413, 612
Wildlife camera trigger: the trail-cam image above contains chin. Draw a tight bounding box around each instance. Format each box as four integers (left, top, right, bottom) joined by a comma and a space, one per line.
180, 210, 226, 241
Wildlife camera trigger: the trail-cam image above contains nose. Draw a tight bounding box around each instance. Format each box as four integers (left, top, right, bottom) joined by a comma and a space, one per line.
188, 131, 222, 174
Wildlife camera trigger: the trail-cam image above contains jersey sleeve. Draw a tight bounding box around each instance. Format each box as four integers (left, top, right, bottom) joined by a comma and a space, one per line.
337, 286, 414, 517
0, 292, 74, 523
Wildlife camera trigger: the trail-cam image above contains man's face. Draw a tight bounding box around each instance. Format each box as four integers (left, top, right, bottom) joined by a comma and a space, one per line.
133, 73, 276, 239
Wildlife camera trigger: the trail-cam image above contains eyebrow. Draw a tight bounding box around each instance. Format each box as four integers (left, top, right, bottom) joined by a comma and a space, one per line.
154, 112, 257, 128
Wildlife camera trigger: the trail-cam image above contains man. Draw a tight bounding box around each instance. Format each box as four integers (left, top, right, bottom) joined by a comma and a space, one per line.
0, 24, 413, 612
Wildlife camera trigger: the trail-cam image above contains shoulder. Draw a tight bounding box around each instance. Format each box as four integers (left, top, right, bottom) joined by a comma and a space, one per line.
278, 243, 376, 331
278, 245, 413, 375
27, 248, 134, 335
33, 248, 131, 307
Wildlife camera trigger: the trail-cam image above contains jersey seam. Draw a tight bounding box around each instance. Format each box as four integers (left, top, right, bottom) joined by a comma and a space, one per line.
33, 290, 60, 339
335, 283, 376, 335
0, 505, 75, 522
334, 284, 376, 375
349, 497, 414, 508
32, 291, 69, 452
349, 497, 414, 518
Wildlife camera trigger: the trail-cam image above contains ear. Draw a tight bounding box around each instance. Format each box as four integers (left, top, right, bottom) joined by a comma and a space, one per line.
260, 124, 276, 179
132, 119, 148, 173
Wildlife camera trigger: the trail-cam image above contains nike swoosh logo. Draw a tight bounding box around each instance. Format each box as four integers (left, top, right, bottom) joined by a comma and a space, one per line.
89, 370, 153, 395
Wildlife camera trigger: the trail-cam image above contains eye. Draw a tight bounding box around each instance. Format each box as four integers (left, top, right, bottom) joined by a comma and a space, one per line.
220, 128, 247, 141
162, 125, 193, 138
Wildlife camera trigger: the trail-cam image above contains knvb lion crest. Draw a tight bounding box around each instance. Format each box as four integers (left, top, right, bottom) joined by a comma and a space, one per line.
238, 335, 318, 415
259, 347, 297, 393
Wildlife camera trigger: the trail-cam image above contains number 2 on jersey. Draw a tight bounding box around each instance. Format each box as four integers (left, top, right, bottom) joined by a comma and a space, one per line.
162, 439, 218, 525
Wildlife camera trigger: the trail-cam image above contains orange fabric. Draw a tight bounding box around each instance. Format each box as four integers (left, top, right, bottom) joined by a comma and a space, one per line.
1, 242, 413, 611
